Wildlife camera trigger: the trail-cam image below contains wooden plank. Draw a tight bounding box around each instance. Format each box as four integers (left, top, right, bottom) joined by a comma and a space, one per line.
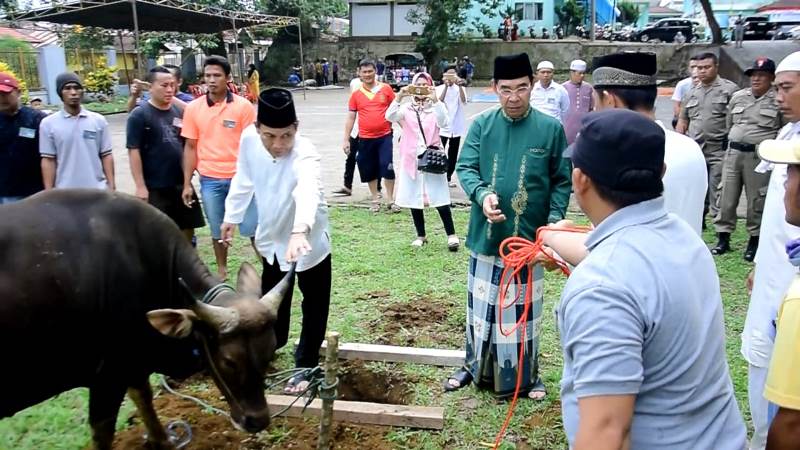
267, 395, 444, 430
298, 340, 465, 367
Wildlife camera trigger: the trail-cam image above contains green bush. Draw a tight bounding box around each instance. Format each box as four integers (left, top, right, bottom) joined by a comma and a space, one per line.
84, 57, 118, 97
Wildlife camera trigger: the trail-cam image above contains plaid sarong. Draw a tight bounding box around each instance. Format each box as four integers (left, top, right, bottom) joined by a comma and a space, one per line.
464, 251, 545, 397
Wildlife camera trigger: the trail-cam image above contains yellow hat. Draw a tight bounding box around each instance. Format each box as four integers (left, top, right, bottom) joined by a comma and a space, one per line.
758, 139, 800, 164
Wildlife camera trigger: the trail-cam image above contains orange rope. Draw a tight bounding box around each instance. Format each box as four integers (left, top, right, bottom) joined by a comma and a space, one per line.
492, 225, 591, 450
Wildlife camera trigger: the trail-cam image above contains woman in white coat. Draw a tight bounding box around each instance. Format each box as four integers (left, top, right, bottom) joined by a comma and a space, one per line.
386, 72, 459, 250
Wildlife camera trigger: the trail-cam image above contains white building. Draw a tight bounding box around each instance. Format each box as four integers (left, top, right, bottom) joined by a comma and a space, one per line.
348, 0, 423, 37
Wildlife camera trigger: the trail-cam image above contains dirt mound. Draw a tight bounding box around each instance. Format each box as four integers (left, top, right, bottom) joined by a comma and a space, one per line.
337, 360, 412, 405
376, 297, 462, 347
112, 375, 397, 449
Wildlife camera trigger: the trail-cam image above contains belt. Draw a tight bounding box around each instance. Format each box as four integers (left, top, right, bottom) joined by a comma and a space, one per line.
730, 141, 757, 152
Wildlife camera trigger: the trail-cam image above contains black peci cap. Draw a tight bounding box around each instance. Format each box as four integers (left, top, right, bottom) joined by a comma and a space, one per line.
565, 109, 665, 192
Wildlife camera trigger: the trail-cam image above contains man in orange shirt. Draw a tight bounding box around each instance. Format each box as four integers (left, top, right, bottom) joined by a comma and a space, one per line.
181, 55, 257, 280
343, 59, 398, 212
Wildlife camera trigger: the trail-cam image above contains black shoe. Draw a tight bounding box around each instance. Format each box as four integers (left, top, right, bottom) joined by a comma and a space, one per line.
744, 236, 759, 262
711, 233, 731, 255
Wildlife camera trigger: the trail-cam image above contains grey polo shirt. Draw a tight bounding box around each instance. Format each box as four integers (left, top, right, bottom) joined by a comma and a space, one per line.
39, 107, 112, 189
557, 197, 746, 449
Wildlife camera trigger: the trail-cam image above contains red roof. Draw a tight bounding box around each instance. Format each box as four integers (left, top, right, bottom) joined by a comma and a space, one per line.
758, 0, 800, 12
0, 27, 42, 45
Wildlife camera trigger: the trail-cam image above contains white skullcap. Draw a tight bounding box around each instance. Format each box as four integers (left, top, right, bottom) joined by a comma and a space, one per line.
570, 59, 587, 72
537, 61, 554, 71
776, 51, 800, 74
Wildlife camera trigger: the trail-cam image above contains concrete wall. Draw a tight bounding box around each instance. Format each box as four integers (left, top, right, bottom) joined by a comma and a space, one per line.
299, 39, 719, 80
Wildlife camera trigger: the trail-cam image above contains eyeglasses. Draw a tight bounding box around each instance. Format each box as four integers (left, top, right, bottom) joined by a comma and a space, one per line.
497, 85, 531, 98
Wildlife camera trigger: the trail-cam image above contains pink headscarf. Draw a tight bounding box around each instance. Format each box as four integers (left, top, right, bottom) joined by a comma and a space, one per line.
411, 72, 433, 86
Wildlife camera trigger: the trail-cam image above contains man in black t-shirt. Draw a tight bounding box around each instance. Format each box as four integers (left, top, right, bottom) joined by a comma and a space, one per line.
127, 66, 204, 241
0, 72, 46, 204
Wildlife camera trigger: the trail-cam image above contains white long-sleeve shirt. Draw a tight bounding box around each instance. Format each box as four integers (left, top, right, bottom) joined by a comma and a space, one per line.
224, 126, 330, 272
530, 81, 570, 124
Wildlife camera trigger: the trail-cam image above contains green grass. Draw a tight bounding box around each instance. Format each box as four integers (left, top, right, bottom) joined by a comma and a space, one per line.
83, 96, 128, 115
0, 206, 756, 449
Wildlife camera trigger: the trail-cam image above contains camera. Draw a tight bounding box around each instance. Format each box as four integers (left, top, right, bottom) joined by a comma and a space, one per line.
410, 85, 430, 96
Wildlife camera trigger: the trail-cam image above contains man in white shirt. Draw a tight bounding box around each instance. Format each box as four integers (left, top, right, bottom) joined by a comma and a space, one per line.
221, 88, 331, 394
671, 60, 698, 128
435, 65, 467, 186
530, 60, 570, 123
740, 51, 800, 450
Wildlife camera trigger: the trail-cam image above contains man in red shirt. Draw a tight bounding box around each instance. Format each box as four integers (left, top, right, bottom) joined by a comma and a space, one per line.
343, 59, 398, 212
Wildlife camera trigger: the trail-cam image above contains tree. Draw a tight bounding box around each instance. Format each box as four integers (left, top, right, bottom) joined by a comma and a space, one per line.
554, 0, 584, 35
618, 2, 640, 25
698, 0, 723, 44
63, 26, 114, 49
407, 0, 472, 68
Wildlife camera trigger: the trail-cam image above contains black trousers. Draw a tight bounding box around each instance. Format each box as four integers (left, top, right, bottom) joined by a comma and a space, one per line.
343, 136, 359, 189
441, 136, 462, 182
261, 254, 332, 368
411, 206, 456, 237
333, 72, 339, 85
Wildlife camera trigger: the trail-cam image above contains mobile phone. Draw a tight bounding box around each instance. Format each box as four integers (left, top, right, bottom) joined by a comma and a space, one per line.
411, 85, 430, 96
444, 73, 457, 82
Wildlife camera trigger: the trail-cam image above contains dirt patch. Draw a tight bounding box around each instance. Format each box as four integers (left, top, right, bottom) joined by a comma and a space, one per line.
337, 360, 412, 405
375, 297, 462, 347
112, 375, 397, 449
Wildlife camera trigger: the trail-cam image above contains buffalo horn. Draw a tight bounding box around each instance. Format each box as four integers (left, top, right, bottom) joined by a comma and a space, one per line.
193, 302, 240, 334
260, 262, 297, 316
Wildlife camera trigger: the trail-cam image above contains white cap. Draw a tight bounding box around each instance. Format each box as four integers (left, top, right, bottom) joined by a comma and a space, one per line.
776, 51, 800, 74
537, 61, 554, 71
570, 59, 587, 72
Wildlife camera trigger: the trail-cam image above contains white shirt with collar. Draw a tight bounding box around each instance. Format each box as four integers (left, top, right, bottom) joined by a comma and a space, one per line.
530, 80, 570, 123
224, 126, 331, 272
743, 121, 800, 367
658, 121, 708, 235
435, 83, 466, 137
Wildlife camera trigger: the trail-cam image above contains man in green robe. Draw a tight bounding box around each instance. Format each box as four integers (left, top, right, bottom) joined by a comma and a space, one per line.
445, 53, 571, 399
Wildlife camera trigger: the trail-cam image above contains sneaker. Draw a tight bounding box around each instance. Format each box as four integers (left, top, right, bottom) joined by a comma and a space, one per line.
332, 187, 352, 196
411, 237, 427, 248
448, 181, 457, 188
447, 236, 460, 252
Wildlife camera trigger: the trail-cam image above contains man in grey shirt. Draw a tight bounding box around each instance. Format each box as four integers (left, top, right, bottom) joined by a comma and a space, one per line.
556, 109, 745, 449
40, 72, 114, 190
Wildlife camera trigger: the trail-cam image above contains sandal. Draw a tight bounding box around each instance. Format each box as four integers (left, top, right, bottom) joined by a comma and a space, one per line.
388, 203, 402, 213
369, 200, 381, 213
443, 368, 473, 392
411, 237, 427, 248
284, 372, 311, 395
447, 235, 460, 252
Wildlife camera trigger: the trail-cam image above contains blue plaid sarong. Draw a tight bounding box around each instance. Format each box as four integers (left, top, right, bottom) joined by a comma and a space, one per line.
464, 251, 545, 397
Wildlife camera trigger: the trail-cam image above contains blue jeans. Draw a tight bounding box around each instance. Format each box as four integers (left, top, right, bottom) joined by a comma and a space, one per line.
199, 175, 258, 239
0, 196, 25, 205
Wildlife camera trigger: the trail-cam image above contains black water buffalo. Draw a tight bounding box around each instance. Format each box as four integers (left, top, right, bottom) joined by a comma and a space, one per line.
0, 189, 293, 449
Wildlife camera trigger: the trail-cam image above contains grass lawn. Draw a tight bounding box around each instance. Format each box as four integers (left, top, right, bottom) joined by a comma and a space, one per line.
83, 96, 128, 115
0, 205, 755, 449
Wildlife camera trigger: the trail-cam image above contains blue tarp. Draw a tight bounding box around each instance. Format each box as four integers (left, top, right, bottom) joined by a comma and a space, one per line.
595, 0, 619, 25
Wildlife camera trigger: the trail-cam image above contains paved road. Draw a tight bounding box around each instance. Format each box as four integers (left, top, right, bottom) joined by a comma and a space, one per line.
108, 88, 677, 206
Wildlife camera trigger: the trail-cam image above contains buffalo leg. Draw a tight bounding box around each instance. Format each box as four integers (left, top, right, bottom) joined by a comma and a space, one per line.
127, 379, 172, 449
88, 382, 127, 450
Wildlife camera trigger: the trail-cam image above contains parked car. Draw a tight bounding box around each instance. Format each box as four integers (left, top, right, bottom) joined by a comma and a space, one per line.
768, 22, 800, 40
635, 19, 699, 43
383, 52, 426, 91
742, 16, 774, 40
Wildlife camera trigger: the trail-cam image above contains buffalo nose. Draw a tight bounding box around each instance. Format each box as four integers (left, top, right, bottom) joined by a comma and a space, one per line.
243, 411, 270, 432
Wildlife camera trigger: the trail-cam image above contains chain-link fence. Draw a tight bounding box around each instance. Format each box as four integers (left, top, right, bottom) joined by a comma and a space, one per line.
0, 50, 41, 89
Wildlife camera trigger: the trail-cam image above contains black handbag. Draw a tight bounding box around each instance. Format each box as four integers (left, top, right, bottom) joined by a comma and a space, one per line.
414, 107, 448, 174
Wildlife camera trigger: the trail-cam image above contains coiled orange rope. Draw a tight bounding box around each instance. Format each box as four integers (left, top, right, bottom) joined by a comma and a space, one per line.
491, 224, 591, 449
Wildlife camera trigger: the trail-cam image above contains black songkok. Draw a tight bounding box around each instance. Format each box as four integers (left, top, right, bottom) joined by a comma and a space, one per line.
257, 88, 297, 128
493, 53, 534, 81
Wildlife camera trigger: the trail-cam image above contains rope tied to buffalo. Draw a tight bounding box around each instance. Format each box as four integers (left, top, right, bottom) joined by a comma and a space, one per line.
491, 224, 591, 450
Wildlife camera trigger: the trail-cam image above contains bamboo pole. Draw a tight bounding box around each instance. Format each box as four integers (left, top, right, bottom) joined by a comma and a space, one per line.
317, 331, 340, 450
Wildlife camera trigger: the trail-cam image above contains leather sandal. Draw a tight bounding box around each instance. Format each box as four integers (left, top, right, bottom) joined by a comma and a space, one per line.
443, 368, 473, 392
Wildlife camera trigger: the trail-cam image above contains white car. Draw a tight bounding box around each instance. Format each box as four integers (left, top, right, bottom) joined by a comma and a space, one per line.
792, 25, 800, 40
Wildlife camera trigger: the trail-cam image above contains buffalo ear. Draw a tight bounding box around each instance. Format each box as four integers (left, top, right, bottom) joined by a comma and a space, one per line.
236, 262, 262, 297
147, 309, 198, 338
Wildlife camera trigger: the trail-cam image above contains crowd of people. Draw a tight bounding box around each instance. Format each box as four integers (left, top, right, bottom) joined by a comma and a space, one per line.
2, 47, 800, 448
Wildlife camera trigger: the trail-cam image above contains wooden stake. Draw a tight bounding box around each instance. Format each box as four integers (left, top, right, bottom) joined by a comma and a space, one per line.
299, 340, 465, 367
317, 332, 339, 450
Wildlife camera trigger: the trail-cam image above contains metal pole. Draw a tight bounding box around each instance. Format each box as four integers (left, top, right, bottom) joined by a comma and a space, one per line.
118, 30, 132, 86
317, 332, 339, 450
298, 20, 306, 100
130, 0, 144, 78
590, 0, 596, 41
